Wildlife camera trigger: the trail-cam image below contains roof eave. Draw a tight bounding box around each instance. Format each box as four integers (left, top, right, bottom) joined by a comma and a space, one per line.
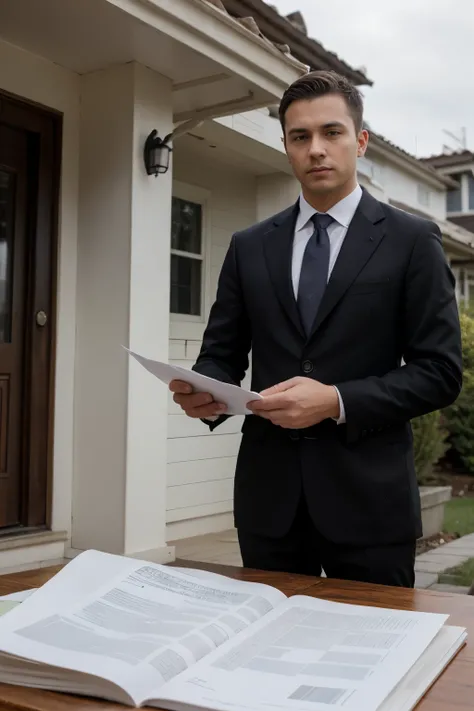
368, 134, 458, 189
221, 0, 373, 86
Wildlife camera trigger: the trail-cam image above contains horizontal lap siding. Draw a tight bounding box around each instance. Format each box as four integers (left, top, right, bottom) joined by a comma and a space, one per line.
166, 154, 256, 538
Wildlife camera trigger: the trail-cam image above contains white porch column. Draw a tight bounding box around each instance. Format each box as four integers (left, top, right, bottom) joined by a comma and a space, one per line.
125, 64, 173, 560
73, 62, 173, 562
256, 173, 300, 221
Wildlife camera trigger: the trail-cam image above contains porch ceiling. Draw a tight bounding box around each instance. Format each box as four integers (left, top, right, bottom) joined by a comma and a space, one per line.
174, 131, 286, 177
0, 0, 306, 122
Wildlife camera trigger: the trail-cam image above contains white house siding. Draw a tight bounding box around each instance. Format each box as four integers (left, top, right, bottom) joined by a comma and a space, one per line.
363, 151, 446, 222
166, 147, 257, 541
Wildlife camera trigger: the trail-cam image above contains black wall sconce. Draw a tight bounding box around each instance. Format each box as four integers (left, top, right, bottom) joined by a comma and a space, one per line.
144, 129, 173, 176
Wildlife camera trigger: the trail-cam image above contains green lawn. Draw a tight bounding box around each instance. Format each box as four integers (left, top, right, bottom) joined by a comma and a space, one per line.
439, 558, 474, 587
430, 497, 474, 588
443, 496, 474, 537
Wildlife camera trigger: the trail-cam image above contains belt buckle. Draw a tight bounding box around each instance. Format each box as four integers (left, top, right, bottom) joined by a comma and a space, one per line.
289, 427, 319, 441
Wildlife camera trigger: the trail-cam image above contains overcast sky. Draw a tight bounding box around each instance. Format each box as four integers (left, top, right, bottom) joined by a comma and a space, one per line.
271, 0, 473, 158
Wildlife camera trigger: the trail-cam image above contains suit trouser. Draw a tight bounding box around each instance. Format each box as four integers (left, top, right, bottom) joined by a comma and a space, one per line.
237, 494, 416, 588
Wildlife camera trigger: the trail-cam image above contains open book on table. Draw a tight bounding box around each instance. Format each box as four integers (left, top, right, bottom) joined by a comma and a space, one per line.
0, 550, 466, 711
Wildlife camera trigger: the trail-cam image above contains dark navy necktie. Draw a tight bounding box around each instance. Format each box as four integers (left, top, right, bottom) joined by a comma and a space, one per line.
297, 213, 333, 336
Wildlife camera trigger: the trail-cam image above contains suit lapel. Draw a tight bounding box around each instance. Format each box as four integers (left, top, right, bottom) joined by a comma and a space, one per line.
262, 202, 305, 338
309, 189, 387, 338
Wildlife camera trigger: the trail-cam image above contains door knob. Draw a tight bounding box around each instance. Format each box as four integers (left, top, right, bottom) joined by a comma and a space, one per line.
36, 310, 47, 327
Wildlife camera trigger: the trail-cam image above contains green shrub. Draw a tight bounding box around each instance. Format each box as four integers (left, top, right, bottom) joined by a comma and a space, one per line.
412, 411, 449, 484
443, 312, 474, 474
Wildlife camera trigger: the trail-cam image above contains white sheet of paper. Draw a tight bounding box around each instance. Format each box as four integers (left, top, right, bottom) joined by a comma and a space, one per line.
125, 348, 261, 415
0, 590, 36, 603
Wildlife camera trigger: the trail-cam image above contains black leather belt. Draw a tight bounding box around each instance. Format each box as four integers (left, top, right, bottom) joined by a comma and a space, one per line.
286, 419, 339, 440
242, 416, 340, 441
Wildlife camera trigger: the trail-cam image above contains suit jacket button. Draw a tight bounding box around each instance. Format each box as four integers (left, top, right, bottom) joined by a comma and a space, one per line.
302, 360, 314, 374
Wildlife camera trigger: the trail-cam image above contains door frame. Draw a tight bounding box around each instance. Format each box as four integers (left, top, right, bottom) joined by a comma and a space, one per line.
0, 89, 62, 533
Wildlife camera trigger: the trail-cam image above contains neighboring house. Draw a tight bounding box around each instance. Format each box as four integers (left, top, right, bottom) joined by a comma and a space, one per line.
422, 150, 474, 307
360, 132, 474, 297
0, 0, 307, 571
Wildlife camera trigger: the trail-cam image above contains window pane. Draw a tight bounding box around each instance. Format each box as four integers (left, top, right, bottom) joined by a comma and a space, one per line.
170, 255, 201, 315
468, 173, 474, 210
447, 175, 462, 213
171, 197, 202, 254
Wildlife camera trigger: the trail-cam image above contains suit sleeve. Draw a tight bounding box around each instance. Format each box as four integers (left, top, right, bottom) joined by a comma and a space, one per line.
335, 222, 462, 441
192, 234, 252, 430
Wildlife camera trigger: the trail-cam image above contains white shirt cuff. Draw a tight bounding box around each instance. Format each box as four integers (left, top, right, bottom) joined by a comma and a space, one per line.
332, 386, 346, 424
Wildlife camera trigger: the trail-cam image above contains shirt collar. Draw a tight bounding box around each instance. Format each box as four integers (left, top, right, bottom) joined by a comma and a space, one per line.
295, 184, 363, 232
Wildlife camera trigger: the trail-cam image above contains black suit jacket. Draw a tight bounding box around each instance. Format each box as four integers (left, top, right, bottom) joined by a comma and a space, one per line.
192, 189, 462, 546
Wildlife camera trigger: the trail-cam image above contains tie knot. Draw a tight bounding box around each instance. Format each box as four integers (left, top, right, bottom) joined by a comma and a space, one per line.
312, 212, 333, 231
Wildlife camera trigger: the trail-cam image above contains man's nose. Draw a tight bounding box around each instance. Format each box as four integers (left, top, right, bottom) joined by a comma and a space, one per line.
308, 137, 326, 158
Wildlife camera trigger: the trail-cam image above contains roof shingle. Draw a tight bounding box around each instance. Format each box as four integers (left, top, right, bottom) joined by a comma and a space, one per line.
421, 150, 474, 169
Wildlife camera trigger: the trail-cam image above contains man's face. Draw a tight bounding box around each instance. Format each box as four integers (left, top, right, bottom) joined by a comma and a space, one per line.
283, 93, 368, 197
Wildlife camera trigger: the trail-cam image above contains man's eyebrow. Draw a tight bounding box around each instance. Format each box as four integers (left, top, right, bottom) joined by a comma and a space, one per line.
287, 121, 346, 136
322, 121, 345, 129
287, 127, 308, 136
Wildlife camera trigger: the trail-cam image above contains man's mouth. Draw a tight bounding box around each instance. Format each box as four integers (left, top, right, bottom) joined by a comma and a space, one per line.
307, 167, 332, 174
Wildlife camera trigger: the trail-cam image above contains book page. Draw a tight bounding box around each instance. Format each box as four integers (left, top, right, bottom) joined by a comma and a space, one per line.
379, 625, 467, 711
0, 550, 286, 706
154, 594, 449, 711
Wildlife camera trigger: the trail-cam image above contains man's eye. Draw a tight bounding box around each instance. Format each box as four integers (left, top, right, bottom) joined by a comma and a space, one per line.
327, 130, 341, 137
294, 135, 308, 142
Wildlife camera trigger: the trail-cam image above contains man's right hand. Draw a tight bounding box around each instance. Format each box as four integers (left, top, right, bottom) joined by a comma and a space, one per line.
169, 380, 227, 419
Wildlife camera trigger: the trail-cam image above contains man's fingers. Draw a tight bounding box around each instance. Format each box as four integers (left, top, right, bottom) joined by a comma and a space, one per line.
173, 391, 214, 408
169, 379, 192, 394
248, 393, 289, 412
259, 378, 299, 398
255, 410, 291, 426
188, 403, 227, 419
171, 387, 227, 418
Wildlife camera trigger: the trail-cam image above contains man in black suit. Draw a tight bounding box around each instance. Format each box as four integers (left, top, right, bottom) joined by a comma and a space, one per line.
170, 70, 462, 587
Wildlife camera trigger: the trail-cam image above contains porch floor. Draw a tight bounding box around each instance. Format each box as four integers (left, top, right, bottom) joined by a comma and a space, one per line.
171, 529, 243, 567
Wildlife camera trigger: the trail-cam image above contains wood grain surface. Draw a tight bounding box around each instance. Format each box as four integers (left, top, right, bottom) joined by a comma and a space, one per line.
0, 560, 470, 710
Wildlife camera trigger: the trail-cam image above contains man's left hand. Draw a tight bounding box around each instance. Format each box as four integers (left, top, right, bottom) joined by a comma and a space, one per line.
247, 377, 340, 429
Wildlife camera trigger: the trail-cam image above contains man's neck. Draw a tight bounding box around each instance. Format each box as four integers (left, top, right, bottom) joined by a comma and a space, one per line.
302, 179, 358, 213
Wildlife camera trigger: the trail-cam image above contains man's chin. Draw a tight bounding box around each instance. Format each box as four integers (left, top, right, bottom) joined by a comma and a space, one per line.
304, 177, 335, 193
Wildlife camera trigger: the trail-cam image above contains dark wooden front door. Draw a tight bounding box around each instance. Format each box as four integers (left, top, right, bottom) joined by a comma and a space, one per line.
0, 94, 59, 532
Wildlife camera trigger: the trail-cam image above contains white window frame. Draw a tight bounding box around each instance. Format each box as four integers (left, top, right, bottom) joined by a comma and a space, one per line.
452, 265, 469, 304
170, 180, 211, 324
467, 271, 474, 306
446, 170, 474, 216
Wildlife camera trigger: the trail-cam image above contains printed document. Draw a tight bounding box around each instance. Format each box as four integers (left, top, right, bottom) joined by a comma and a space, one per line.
125, 348, 261, 415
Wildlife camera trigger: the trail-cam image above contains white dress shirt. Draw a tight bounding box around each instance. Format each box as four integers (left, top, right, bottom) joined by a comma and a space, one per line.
292, 185, 363, 424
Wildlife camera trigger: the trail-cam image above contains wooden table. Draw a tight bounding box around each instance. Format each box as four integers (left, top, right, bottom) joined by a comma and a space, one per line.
0, 560, 471, 710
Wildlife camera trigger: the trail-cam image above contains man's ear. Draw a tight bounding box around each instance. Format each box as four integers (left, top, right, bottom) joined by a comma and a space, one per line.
357, 128, 369, 157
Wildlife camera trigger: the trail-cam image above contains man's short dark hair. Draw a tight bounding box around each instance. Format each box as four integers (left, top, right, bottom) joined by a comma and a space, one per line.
279, 70, 364, 133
